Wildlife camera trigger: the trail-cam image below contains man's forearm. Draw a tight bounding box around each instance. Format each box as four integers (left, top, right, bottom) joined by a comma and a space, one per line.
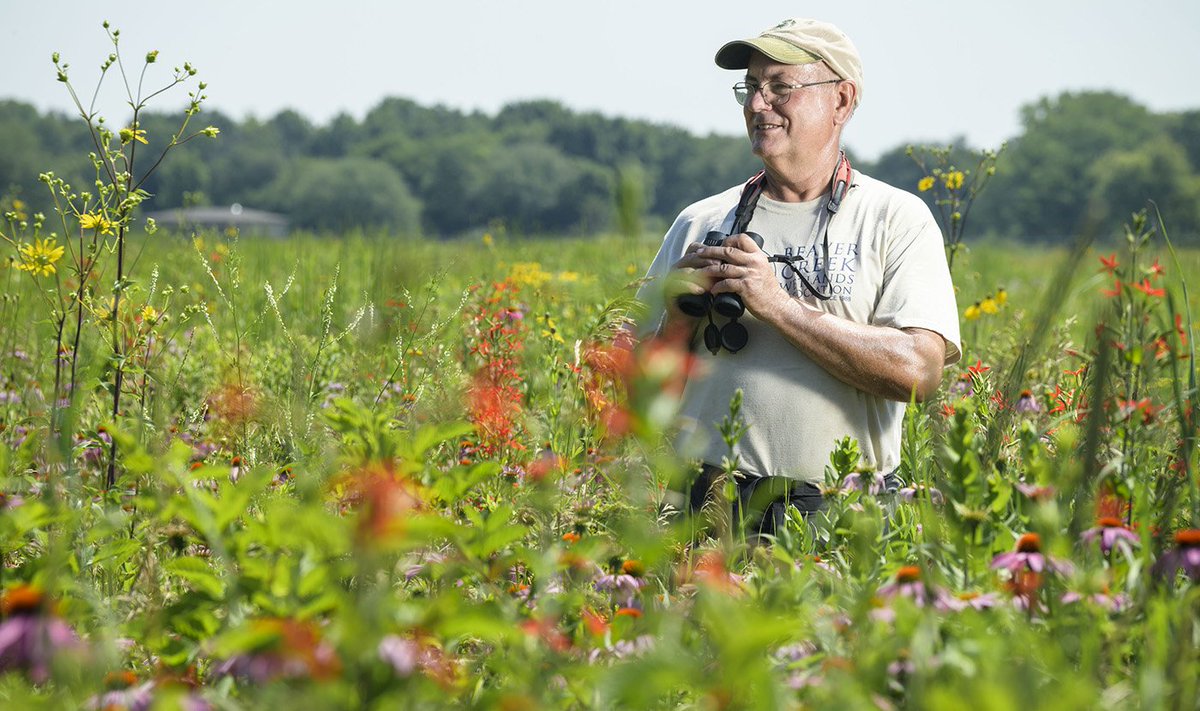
757, 297, 947, 402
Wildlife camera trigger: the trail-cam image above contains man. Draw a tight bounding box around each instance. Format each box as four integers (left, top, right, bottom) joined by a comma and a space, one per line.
637, 18, 961, 535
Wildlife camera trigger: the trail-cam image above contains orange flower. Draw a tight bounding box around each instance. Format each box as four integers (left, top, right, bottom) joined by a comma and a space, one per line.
1131, 278, 1165, 298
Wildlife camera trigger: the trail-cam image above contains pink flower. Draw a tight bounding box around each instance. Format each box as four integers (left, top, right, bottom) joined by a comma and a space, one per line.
991, 533, 1072, 576
0, 586, 82, 684
1152, 529, 1200, 583
1080, 517, 1139, 555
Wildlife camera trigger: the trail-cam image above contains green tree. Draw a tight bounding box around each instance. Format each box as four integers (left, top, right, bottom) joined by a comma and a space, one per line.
1087, 136, 1200, 243
259, 157, 421, 233
975, 91, 1158, 240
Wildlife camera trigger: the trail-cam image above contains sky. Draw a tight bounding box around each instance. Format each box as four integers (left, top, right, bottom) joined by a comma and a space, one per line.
3, 0, 1199, 161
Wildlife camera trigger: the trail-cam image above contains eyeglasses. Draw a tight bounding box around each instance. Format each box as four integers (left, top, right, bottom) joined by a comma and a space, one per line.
732, 79, 841, 107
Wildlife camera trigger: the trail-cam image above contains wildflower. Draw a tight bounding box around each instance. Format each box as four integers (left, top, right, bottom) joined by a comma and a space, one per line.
507, 262, 551, 288
991, 533, 1072, 576
1151, 529, 1200, 583
202, 126, 220, 138
935, 590, 1000, 612
964, 302, 981, 321
15, 238, 65, 277
0, 585, 82, 683
595, 566, 646, 606
683, 551, 744, 594
481, 232, 494, 246
87, 672, 155, 710
1131, 278, 1165, 298
948, 372, 972, 397
917, 176, 935, 192
1098, 253, 1119, 274
876, 566, 941, 607
79, 212, 115, 234
979, 295, 998, 314
215, 618, 340, 682
139, 305, 160, 323
1081, 517, 1139, 555
1149, 258, 1165, 278
120, 125, 149, 145
1101, 278, 1121, 298
995, 287, 1008, 306
897, 483, 944, 505
1015, 482, 1056, 502
967, 359, 989, 376
1060, 589, 1128, 612
841, 470, 886, 494
942, 170, 964, 190
1015, 389, 1040, 413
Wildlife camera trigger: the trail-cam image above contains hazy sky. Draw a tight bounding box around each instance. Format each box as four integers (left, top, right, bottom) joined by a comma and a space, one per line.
3, 0, 1198, 160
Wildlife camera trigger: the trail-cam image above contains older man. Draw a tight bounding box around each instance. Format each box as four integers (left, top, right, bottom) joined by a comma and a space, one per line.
638, 18, 961, 534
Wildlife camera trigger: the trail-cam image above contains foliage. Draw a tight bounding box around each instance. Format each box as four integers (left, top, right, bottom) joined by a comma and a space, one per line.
2, 26, 1200, 711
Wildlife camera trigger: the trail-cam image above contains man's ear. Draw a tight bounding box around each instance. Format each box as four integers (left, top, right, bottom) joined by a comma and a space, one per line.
833, 82, 857, 125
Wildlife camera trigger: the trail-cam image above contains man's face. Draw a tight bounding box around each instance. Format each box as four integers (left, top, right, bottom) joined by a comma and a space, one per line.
742, 51, 845, 167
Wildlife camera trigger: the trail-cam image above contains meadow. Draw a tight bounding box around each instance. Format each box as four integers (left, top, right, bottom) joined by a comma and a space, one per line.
0, 220, 1198, 709
1, 26, 1198, 711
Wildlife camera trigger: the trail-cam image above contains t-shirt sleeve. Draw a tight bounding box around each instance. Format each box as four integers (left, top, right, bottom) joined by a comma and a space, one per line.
873, 198, 962, 365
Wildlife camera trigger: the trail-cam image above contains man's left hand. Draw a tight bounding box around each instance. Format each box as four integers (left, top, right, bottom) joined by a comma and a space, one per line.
695, 233, 788, 320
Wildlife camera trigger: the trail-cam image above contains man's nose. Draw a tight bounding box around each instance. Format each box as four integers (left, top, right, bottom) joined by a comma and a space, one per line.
746, 87, 774, 113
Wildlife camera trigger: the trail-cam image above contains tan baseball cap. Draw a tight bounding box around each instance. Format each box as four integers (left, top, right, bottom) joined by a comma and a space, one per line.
715, 18, 864, 107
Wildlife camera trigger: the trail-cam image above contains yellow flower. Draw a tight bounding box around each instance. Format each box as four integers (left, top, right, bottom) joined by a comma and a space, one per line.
556, 271, 580, 282
917, 176, 935, 192
79, 212, 115, 234
508, 262, 551, 288
943, 170, 965, 190
980, 296, 998, 314
120, 125, 149, 145
995, 287, 1008, 307
482, 232, 494, 246
964, 302, 981, 321
140, 305, 160, 322
540, 315, 564, 343
15, 238, 65, 277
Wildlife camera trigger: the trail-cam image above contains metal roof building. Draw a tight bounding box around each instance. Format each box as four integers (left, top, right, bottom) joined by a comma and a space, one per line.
144, 204, 289, 237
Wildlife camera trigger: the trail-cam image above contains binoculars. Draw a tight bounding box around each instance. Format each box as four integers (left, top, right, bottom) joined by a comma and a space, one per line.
676, 231, 764, 354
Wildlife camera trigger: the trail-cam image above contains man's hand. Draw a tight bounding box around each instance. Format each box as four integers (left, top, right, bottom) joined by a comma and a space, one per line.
691, 233, 948, 402
694, 233, 788, 321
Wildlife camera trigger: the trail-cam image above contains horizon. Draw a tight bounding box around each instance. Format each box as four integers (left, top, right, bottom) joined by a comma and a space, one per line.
2, 1, 1199, 161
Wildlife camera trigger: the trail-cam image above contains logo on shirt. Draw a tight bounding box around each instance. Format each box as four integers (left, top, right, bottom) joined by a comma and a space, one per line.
777, 241, 858, 301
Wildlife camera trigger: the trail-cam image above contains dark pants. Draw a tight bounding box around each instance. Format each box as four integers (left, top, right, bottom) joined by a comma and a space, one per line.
685, 464, 900, 539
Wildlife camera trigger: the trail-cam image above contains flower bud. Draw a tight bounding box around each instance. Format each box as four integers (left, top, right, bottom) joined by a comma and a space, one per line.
146, 50, 159, 63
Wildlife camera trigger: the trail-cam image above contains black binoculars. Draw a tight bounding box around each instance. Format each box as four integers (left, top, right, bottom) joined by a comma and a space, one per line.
676, 231, 764, 354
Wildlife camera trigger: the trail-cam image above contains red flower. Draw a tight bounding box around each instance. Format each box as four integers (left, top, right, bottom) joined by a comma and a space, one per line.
1098, 253, 1119, 274
1149, 258, 1165, 278
1131, 278, 1165, 298
967, 359, 989, 375
1101, 278, 1122, 298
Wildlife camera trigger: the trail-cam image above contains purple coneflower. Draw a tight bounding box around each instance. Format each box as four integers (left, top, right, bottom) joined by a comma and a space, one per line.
1081, 517, 1139, 555
935, 590, 1001, 612
1060, 589, 1128, 612
897, 483, 944, 505
0, 585, 82, 684
1151, 529, 1200, 583
1015, 389, 1040, 413
991, 533, 1072, 576
876, 566, 940, 607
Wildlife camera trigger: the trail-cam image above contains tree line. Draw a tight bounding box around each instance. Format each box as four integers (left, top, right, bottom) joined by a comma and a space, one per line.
1, 91, 1197, 243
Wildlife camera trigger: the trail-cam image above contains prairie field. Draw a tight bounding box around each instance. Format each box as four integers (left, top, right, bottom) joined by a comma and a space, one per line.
0, 223, 1198, 709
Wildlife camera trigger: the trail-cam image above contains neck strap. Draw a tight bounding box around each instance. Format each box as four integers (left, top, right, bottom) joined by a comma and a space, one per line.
730, 152, 853, 234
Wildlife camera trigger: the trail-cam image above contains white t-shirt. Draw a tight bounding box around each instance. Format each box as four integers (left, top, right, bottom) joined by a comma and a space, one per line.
638, 171, 961, 483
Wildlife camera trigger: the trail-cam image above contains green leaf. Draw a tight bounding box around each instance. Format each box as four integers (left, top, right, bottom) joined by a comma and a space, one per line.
164, 555, 225, 599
